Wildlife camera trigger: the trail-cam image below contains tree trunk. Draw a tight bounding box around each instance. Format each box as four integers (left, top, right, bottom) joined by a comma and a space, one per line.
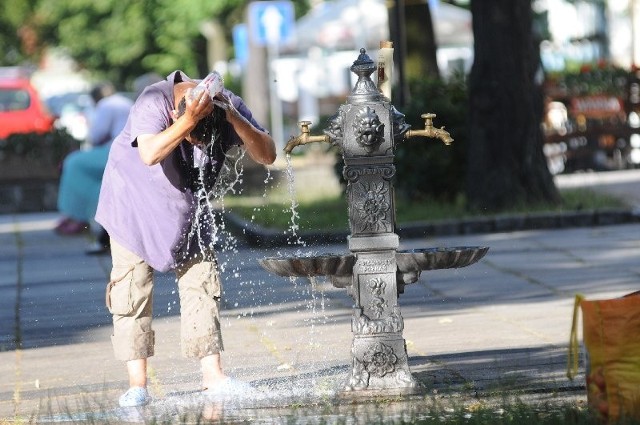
405, 1, 440, 81
466, 0, 560, 212
388, 0, 440, 106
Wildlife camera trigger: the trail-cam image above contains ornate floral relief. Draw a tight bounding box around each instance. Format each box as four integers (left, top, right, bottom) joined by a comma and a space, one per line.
368, 277, 386, 295
352, 181, 391, 232
368, 297, 387, 319
353, 106, 384, 152
363, 342, 397, 377
367, 277, 387, 318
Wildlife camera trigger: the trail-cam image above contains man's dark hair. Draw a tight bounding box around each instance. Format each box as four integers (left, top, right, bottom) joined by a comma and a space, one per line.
176, 96, 224, 147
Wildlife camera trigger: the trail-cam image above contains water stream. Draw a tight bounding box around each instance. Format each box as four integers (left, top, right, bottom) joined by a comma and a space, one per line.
284, 153, 306, 247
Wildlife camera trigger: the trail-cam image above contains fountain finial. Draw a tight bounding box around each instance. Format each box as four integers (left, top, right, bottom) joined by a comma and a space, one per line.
350, 48, 374, 72
349, 48, 381, 102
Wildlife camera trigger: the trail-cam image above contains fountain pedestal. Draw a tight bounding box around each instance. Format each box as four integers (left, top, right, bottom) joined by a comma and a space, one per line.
346, 248, 417, 395
259, 48, 488, 397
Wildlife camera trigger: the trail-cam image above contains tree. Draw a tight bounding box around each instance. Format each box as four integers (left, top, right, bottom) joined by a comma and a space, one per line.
34, 0, 224, 85
35, 0, 156, 85
404, 1, 439, 82
2, 0, 309, 88
0, 0, 42, 66
466, 0, 560, 211
388, 0, 440, 106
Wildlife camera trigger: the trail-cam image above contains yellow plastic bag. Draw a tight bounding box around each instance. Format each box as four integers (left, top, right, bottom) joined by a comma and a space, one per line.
568, 292, 640, 423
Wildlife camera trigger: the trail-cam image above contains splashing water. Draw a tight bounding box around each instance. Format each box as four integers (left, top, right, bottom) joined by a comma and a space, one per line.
304, 277, 330, 356
167, 123, 250, 315
185, 142, 247, 268
170, 127, 342, 406
284, 154, 305, 247
247, 165, 274, 238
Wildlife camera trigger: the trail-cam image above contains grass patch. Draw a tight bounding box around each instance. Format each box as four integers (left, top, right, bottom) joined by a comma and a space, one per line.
222, 188, 629, 232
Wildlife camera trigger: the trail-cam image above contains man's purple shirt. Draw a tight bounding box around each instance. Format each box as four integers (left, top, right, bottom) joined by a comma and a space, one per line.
96, 71, 266, 272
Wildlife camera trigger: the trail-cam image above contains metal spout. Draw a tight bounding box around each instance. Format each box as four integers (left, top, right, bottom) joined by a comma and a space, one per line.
284, 121, 330, 154
405, 113, 453, 145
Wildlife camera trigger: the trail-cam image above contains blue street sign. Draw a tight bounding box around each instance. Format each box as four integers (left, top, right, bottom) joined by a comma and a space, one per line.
248, 1, 295, 46
232, 24, 248, 67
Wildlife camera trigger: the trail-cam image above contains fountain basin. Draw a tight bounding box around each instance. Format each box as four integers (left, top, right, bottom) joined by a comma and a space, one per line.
395, 246, 489, 272
259, 253, 356, 278
259, 246, 489, 286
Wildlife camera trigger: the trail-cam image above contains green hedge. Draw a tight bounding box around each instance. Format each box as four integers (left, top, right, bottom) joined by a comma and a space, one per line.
0, 130, 80, 181
394, 75, 468, 203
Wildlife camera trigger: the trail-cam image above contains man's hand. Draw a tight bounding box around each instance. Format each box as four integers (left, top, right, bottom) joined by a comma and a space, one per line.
212, 93, 238, 118
185, 89, 215, 124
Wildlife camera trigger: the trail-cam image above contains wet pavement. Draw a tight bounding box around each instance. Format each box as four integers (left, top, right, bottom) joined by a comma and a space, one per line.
1, 169, 640, 423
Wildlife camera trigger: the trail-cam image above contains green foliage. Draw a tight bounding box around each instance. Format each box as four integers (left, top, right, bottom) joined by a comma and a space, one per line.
2, 0, 312, 88
35, 0, 167, 84
142, 0, 218, 77
394, 74, 469, 203
227, 196, 349, 232
0, 0, 40, 65
1, 129, 78, 161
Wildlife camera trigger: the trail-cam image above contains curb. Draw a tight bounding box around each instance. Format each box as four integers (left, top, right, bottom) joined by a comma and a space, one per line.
225, 208, 640, 248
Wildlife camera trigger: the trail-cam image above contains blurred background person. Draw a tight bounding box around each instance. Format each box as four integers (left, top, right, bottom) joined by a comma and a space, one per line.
54, 81, 133, 255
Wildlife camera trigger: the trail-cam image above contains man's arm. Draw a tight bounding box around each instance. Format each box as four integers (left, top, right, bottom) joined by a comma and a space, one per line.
137, 90, 213, 166
215, 94, 276, 165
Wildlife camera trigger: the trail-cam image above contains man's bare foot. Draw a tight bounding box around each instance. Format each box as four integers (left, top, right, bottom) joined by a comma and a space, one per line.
201, 377, 254, 398
202, 375, 228, 391
201, 354, 227, 390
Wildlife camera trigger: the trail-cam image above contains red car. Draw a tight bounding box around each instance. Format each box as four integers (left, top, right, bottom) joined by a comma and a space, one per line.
0, 70, 55, 139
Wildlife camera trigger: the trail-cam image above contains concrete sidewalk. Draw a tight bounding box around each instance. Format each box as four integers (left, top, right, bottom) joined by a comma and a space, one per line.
1, 211, 639, 423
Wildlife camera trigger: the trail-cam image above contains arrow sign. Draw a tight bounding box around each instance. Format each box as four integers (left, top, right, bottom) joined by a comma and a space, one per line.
232, 24, 248, 67
248, 1, 294, 46
262, 5, 284, 44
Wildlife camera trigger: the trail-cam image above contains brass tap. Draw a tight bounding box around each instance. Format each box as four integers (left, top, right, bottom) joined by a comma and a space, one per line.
405, 113, 453, 145
284, 121, 330, 154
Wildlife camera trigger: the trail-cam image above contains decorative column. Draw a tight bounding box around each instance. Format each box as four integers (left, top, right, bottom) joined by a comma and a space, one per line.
263, 47, 484, 398
337, 49, 419, 395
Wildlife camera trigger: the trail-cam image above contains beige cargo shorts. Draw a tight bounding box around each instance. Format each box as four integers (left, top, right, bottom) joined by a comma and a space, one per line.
105, 239, 223, 361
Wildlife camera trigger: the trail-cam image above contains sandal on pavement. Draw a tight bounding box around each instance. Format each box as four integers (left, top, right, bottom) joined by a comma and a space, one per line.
119, 386, 151, 407
54, 219, 89, 236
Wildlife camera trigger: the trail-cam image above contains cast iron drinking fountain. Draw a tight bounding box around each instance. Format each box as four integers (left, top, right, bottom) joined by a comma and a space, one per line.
259, 48, 489, 397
